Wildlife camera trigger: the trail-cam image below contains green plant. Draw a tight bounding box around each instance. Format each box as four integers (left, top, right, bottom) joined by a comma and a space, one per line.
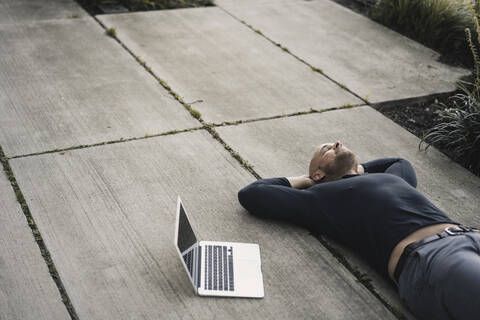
105, 27, 117, 38
421, 94, 480, 174
420, 0, 480, 175
371, 0, 474, 66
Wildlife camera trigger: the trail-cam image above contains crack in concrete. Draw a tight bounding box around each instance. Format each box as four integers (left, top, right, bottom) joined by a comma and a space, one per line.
9, 127, 203, 160
8, 104, 365, 160
209, 103, 364, 127
216, 6, 372, 106
0, 145, 80, 320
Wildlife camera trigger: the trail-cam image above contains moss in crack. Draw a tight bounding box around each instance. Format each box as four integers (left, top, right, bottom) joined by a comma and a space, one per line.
136, 56, 146, 67
190, 108, 202, 120
311, 66, 323, 73
203, 124, 260, 179
312, 232, 406, 319
0, 145, 79, 320
11, 127, 204, 159
105, 27, 117, 38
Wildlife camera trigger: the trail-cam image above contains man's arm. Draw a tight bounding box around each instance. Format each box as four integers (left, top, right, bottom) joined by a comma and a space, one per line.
238, 177, 317, 228
361, 158, 417, 188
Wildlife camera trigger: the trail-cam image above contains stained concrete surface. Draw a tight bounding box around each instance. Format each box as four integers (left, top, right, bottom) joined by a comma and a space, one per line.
0, 171, 69, 320
0, 17, 199, 158
97, 7, 361, 123
0, 0, 87, 24
215, 0, 469, 103
10, 130, 396, 320
217, 106, 480, 318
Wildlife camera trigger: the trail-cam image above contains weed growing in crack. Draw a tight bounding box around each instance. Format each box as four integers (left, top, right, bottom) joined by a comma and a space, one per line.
0, 145, 79, 319
190, 108, 202, 120
311, 66, 323, 73
105, 27, 117, 38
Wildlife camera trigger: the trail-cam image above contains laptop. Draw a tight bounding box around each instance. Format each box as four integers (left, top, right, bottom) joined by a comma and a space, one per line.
174, 196, 264, 298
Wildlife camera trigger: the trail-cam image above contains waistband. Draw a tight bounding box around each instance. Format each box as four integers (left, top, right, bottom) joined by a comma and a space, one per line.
394, 225, 479, 284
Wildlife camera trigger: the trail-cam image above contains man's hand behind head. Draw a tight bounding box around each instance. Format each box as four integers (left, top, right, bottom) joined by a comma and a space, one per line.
287, 175, 316, 189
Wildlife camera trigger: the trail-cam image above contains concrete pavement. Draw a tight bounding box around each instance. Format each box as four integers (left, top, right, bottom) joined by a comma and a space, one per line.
215, 0, 469, 103
0, 0, 477, 319
98, 7, 361, 123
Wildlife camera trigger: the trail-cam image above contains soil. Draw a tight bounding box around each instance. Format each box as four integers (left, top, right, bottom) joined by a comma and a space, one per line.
378, 99, 448, 139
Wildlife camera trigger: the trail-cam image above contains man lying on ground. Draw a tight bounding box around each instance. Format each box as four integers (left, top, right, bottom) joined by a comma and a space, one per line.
238, 141, 480, 320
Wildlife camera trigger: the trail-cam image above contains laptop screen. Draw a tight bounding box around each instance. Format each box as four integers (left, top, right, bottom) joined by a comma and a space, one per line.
177, 202, 198, 254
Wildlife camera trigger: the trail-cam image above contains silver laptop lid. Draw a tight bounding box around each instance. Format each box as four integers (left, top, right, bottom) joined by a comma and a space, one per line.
174, 196, 200, 289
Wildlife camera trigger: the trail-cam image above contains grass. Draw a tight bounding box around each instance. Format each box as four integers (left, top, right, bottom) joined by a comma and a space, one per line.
371, 0, 475, 66
420, 0, 480, 175
105, 27, 117, 38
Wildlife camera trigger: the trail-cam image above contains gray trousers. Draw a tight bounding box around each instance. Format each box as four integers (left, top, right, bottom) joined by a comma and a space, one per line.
397, 232, 480, 320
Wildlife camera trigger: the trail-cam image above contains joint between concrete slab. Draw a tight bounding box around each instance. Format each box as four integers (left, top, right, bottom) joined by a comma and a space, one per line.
92, 16, 205, 124
208, 103, 365, 128
9, 126, 204, 160
312, 233, 407, 320
0, 145, 80, 320
90, 15, 264, 180
204, 124, 261, 179
216, 5, 372, 106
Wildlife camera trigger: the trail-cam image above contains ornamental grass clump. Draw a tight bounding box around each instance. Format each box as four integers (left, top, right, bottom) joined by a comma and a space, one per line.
371, 0, 474, 66
421, 0, 480, 175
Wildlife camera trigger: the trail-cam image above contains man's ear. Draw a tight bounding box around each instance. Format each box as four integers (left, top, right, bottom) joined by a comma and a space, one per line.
312, 169, 325, 182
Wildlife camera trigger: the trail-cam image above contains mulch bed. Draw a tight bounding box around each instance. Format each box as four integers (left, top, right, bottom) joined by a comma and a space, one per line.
378, 99, 447, 139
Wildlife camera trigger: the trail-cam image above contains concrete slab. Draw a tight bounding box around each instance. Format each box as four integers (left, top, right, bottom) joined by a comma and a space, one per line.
216, 106, 480, 319
0, 170, 69, 319
97, 8, 361, 124
0, 0, 87, 24
11, 131, 395, 320
215, 0, 469, 103
0, 18, 199, 158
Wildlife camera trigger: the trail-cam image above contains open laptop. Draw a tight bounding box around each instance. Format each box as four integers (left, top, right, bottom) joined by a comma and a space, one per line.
174, 196, 264, 298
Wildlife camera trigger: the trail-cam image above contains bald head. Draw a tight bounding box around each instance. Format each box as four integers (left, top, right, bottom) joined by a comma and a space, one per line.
308, 141, 358, 183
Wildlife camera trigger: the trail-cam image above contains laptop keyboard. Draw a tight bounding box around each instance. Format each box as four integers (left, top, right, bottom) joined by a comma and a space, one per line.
205, 245, 234, 291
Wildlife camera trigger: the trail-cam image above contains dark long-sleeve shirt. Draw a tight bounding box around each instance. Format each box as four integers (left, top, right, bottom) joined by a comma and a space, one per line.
238, 158, 457, 278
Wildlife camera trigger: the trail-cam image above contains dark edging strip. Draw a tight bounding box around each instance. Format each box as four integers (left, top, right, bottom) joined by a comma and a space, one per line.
0, 146, 80, 320
372, 91, 455, 111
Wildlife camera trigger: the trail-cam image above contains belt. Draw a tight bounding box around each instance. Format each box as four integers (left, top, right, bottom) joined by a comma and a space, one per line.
393, 225, 480, 283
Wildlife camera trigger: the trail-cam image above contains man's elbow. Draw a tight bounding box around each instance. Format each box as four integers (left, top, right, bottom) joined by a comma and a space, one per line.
398, 158, 418, 188
238, 184, 256, 212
